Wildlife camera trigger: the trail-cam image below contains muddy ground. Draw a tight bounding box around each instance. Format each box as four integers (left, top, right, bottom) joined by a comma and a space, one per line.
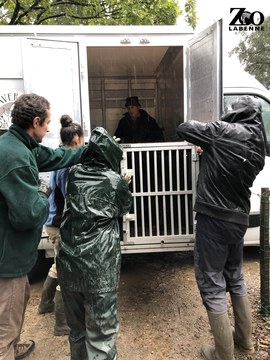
21, 247, 270, 360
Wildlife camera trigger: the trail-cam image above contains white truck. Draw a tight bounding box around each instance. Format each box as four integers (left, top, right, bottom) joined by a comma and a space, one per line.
0, 21, 269, 262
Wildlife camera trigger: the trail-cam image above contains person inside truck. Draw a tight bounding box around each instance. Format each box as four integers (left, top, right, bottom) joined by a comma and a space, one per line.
114, 96, 164, 143
176, 96, 265, 360
56, 127, 132, 360
115, 96, 164, 234
38, 115, 84, 337
0, 93, 87, 360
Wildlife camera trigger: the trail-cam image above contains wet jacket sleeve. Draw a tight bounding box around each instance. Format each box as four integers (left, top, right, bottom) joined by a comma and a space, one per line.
34, 145, 86, 172
2, 166, 49, 231
116, 177, 133, 216
176, 121, 220, 149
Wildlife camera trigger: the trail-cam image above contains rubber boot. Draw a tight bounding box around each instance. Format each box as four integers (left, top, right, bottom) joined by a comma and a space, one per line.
38, 275, 57, 314
70, 336, 88, 360
231, 294, 255, 354
201, 311, 235, 360
54, 290, 70, 336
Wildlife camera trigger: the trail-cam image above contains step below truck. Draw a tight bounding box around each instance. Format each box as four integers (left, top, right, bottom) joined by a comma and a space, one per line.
0, 21, 269, 263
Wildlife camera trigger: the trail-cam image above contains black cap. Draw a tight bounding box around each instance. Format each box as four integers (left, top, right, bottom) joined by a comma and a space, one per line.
125, 96, 141, 107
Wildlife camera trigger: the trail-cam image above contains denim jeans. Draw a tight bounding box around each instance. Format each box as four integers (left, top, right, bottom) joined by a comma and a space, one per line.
0, 276, 30, 360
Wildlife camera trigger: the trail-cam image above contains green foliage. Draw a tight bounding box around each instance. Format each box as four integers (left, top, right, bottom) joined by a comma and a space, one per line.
184, 0, 197, 30
230, 16, 270, 89
0, 0, 197, 27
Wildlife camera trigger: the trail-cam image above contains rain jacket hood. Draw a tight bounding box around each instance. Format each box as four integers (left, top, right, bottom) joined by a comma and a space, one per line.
57, 127, 132, 293
81, 127, 122, 172
176, 95, 265, 226
222, 95, 262, 125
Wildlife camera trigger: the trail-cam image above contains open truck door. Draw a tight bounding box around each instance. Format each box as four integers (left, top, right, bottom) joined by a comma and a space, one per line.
21, 38, 85, 264
187, 19, 223, 122
21, 38, 83, 148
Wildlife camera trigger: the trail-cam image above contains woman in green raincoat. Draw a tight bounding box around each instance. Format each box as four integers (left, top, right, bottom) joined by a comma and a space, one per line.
57, 127, 132, 360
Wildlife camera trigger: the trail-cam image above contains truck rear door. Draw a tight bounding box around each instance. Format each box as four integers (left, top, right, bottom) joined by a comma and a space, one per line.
187, 19, 223, 122
21, 38, 82, 148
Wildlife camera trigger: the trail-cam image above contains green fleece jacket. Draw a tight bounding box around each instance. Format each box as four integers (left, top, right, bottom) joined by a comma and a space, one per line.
0, 124, 85, 278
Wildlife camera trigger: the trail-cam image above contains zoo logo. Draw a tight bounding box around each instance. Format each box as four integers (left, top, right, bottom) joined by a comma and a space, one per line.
0, 92, 20, 130
229, 8, 265, 32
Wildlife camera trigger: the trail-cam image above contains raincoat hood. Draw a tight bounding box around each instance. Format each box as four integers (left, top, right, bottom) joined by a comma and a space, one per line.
222, 95, 262, 125
81, 127, 123, 172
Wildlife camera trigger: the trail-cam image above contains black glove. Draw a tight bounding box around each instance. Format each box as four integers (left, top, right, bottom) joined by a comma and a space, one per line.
38, 179, 52, 198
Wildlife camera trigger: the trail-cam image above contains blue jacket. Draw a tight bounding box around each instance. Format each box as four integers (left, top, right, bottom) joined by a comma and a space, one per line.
45, 167, 69, 228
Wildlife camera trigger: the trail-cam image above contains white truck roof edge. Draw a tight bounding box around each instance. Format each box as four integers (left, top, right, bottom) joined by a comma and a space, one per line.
0, 25, 194, 36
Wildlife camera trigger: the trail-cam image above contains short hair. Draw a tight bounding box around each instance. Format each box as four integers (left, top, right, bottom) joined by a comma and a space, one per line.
11, 93, 50, 130
60, 114, 83, 146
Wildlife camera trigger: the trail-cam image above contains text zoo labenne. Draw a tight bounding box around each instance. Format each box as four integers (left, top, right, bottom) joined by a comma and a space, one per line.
229, 8, 265, 32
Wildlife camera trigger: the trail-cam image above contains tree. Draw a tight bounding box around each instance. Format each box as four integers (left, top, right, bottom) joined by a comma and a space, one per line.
230, 16, 270, 89
0, 0, 197, 28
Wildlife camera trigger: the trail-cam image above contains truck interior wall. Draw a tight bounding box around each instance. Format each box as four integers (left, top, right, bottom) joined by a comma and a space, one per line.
156, 47, 184, 141
87, 46, 184, 140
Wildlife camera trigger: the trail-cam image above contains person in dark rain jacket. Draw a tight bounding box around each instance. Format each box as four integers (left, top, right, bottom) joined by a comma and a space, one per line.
114, 96, 164, 143
57, 127, 132, 360
0, 93, 86, 359
176, 96, 265, 360
114, 96, 164, 232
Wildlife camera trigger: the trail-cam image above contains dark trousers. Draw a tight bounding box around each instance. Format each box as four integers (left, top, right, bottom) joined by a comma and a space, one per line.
194, 213, 248, 313
61, 288, 118, 360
